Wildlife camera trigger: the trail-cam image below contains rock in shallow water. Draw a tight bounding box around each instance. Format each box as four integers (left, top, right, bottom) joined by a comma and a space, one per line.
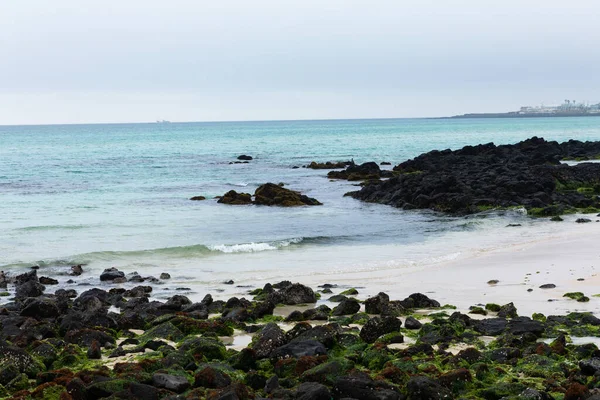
348, 137, 600, 215
99, 267, 125, 282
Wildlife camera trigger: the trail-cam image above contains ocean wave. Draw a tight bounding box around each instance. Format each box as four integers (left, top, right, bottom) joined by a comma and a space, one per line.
16, 224, 89, 232
209, 238, 304, 253
0, 236, 339, 269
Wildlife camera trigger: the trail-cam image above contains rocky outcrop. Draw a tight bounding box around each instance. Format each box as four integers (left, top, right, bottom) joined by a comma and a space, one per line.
348, 137, 600, 215
254, 183, 322, 206
307, 161, 350, 169
0, 275, 597, 400
328, 162, 394, 181
218, 183, 322, 206
217, 190, 252, 205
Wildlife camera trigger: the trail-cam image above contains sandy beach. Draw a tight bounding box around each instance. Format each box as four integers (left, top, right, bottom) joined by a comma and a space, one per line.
310, 217, 600, 317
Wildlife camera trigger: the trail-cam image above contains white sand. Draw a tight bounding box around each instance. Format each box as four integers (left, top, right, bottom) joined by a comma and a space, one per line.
340, 220, 600, 317
213, 219, 600, 318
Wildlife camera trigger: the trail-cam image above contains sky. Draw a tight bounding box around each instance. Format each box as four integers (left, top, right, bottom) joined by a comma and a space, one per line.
1, 0, 599, 124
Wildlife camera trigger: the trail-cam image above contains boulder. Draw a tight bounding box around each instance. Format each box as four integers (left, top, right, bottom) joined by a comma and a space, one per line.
237, 155, 253, 160
290, 324, 341, 348
217, 190, 252, 205
579, 358, 600, 375
365, 292, 390, 314
152, 373, 191, 393
406, 376, 452, 399
194, 366, 232, 388
271, 340, 327, 360
331, 299, 360, 316
279, 283, 317, 305
507, 317, 545, 336
251, 323, 286, 359
70, 265, 84, 276
100, 267, 125, 282
404, 316, 423, 330
254, 183, 322, 206
39, 277, 58, 285
360, 316, 402, 343
65, 328, 115, 347
333, 373, 400, 400
0, 341, 42, 377
497, 302, 518, 318
20, 298, 60, 318
15, 280, 45, 299
474, 318, 507, 336
295, 382, 332, 400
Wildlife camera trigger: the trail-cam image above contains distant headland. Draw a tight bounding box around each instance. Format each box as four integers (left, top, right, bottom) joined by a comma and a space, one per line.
449, 99, 600, 118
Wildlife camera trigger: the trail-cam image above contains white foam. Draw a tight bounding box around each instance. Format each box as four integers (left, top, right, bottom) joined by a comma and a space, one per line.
209, 238, 302, 253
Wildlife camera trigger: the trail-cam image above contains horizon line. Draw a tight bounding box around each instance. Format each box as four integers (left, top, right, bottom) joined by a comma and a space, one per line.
0, 115, 443, 128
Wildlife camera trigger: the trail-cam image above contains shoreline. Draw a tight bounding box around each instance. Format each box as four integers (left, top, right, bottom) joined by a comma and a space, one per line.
2, 226, 600, 398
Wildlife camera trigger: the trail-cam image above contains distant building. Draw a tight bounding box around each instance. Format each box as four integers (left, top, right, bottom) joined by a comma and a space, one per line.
518, 100, 600, 115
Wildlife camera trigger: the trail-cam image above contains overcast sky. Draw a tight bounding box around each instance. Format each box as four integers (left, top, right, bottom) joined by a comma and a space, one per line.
1, 0, 599, 124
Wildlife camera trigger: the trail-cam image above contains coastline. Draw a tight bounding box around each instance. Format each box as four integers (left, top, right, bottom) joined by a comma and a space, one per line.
2, 218, 600, 399
206, 215, 600, 318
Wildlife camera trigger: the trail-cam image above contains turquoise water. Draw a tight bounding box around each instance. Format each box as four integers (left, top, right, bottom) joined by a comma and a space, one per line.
1, 117, 600, 293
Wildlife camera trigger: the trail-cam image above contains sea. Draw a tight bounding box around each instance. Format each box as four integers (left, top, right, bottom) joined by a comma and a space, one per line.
2, 117, 600, 301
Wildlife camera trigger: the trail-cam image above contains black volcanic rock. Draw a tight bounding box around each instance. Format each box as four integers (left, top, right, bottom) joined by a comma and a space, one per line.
254, 183, 322, 206
348, 137, 600, 215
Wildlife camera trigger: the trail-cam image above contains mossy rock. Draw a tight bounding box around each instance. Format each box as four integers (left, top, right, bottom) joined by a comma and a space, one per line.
469, 306, 487, 316
563, 292, 588, 302
32, 383, 67, 400
360, 346, 392, 370
531, 313, 546, 323
151, 313, 177, 326
138, 322, 185, 343
178, 337, 227, 361
514, 354, 563, 379
339, 288, 359, 296
0, 343, 45, 378
0, 292, 9, 297
52, 344, 87, 369
476, 381, 528, 399
30, 342, 59, 369
170, 316, 233, 336
301, 358, 353, 385
7, 373, 30, 391
390, 359, 420, 375
256, 315, 284, 324
441, 304, 457, 310
485, 303, 501, 312
86, 378, 131, 399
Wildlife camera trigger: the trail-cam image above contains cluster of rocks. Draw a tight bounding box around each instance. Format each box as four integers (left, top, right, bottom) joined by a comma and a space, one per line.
2, 269, 600, 399
348, 137, 600, 215
306, 161, 351, 170
327, 162, 394, 181
217, 183, 322, 207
